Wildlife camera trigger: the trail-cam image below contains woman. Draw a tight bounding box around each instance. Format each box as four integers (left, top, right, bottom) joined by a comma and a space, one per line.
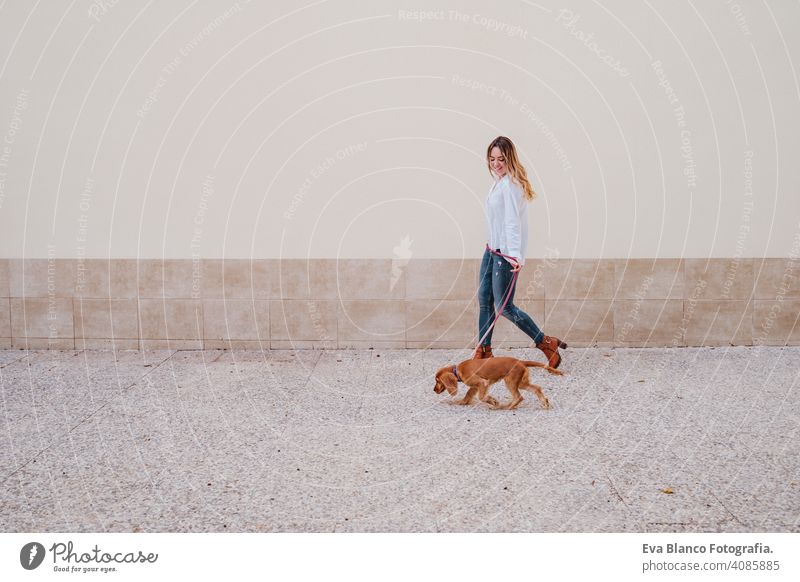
474, 136, 567, 368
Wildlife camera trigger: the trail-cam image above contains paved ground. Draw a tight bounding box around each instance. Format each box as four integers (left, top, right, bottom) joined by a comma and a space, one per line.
1, 346, 798, 532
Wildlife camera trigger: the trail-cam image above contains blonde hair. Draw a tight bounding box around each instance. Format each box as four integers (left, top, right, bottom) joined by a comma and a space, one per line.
486, 136, 536, 201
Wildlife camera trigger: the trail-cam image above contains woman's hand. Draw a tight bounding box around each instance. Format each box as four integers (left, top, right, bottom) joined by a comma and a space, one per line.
508, 257, 521, 273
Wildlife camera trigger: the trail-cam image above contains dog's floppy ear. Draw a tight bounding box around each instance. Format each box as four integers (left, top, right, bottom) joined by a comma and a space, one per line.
442, 372, 458, 395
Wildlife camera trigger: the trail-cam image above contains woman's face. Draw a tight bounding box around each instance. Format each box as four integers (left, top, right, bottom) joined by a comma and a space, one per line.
489, 146, 507, 178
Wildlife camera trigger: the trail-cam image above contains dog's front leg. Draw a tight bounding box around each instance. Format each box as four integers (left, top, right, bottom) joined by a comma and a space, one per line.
456, 386, 477, 405
477, 381, 499, 408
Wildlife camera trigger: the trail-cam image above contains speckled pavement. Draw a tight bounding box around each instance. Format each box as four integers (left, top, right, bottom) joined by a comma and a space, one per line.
1, 346, 798, 533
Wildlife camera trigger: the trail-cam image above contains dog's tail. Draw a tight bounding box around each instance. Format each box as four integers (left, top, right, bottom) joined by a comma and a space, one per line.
522, 360, 564, 375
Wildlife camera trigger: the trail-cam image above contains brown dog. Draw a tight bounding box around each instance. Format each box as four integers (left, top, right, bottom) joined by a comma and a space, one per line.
434, 356, 562, 410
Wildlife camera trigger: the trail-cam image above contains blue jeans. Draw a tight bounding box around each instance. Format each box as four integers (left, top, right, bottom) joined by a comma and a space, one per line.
477, 247, 544, 346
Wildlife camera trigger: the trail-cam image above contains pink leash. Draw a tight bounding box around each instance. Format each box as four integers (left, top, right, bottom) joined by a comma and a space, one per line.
476, 243, 520, 347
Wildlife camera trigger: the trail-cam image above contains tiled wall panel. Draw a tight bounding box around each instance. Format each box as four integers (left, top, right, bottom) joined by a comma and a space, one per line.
0, 258, 797, 349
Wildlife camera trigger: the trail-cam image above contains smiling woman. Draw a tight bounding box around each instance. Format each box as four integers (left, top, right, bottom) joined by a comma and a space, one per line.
474, 136, 567, 368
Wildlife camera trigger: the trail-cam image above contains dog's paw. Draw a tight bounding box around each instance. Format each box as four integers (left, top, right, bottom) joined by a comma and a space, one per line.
484, 396, 500, 408
546, 367, 564, 376
542, 398, 551, 409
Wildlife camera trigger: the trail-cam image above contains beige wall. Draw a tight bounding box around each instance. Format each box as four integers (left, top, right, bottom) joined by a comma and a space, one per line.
1, 1, 799, 260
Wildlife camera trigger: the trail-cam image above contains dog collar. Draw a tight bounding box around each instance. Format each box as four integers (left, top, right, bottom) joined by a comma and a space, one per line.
451, 365, 460, 383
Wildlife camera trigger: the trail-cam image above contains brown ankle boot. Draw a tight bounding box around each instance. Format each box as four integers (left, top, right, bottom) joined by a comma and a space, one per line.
535, 335, 567, 368
472, 345, 493, 359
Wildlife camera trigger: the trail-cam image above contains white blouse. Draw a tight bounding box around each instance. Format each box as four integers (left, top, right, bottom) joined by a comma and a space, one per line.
485, 174, 529, 266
